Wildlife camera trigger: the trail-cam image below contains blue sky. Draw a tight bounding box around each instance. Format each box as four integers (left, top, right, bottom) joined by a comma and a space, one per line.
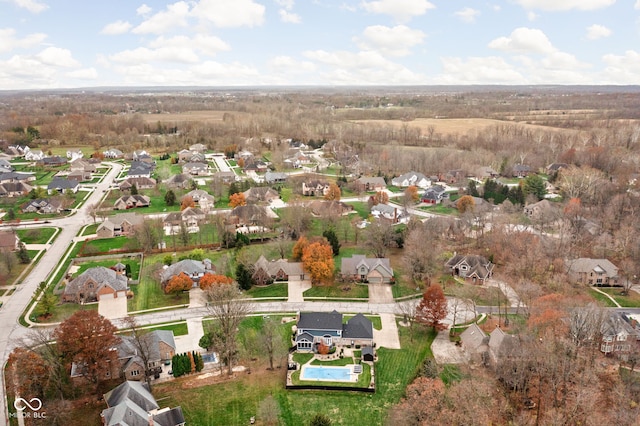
0, 0, 639, 89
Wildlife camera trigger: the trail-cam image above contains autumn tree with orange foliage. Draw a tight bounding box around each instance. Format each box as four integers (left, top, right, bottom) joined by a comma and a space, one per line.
292, 236, 308, 261
456, 195, 475, 213
369, 191, 389, 206
199, 273, 233, 290
164, 272, 192, 296
54, 310, 120, 387
181, 195, 196, 210
416, 284, 448, 331
8, 348, 49, 400
302, 241, 334, 285
324, 183, 341, 201
229, 192, 246, 207
404, 185, 419, 204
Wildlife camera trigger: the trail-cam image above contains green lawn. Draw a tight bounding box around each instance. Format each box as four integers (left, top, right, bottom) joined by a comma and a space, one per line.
128, 274, 189, 312
120, 321, 189, 337
79, 223, 99, 236
152, 320, 436, 425
73, 257, 141, 281
15, 227, 57, 244
595, 287, 640, 307
245, 283, 288, 299
588, 289, 617, 307
419, 204, 459, 215
345, 201, 370, 219
80, 236, 133, 254
304, 283, 369, 299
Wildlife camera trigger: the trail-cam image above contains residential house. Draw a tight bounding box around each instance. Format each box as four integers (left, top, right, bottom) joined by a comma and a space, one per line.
0, 159, 13, 174
189, 143, 207, 153
295, 311, 373, 351
391, 171, 431, 189
308, 200, 353, 217
177, 149, 193, 162
114, 194, 151, 210
226, 205, 272, 227
38, 156, 67, 167
160, 258, 214, 286
445, 254, 494, 284
48, 177, 79, 194
600, 312, 640, 360
460, 323, 490, 364
512, 164, 532, 178
118, 330, 176, 380
243, 187, 280, 204
213, 170, 237, 183
265, 171, 288, 184
301, 179, 330, 196
101, 381, 185, 426
66, 149, 83, 161
476, 166, 500, 180
22, 198, 62, 214
0, 171, 36, 184
132, 150, 150, 161
547, 163, 568, 174
127, 161, 154, 178
445, 169, 467, 183
421, 185, 448, 205
182, 162, 208, 176
96, 213, 143, 238
355, 176, 386, 192
0, 182, 32, 197
184, 189, 215, 211
487, 327, 522, 368
251, 255, 305, 285
62, 266, 128, 303
69, 159, 96, 181
103, 148, 123, 159
243, 158, 268, 172
163, 207, 205, 235
0, 231, 18, 252
370, 203, 409, 224
119, 176, 157, 191
566, 258, 619, 286
340, 254, 394, 284
165, 173, 192, 189
523, 199, 559, 222
24, 149, 44, 161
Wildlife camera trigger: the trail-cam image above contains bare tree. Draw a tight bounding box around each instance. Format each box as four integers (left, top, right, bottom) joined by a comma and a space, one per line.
205, 283, 252, 375
363, 220, 394, 258
121, 316, 155, 387
261, 316, 287, 370
396, 301, 417, 342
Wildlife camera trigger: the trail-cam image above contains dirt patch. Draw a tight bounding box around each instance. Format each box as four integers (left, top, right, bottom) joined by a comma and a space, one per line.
179, 359, 286, 390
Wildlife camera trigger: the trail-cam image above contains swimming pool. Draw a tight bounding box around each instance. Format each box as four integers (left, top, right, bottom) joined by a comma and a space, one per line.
300, 365, 356, 382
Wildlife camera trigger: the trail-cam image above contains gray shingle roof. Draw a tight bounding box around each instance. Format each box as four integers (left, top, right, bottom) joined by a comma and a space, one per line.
298, 311, 343, 332
343, 314, 373, 340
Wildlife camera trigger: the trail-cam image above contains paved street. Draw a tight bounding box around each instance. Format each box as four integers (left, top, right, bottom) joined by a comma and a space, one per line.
0, 162, 122, 424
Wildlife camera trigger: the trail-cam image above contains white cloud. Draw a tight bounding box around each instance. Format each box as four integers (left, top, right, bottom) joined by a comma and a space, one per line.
541, 51, 589, 69
66, 68, 98, 80
8, 0, 48, 13
132, 1, 190, 34
454, 7, 480, 23
354, 25, 425, 57
527, 11, 538, 21
586, 24, 611, 40
489, 27, 555, 54
136, 4, 152, 16
148, 35, 230, 57
192, 0, 265, 28
601, 50, 640, 84
636, 0, 640, 9
361, 0, 435, 22
100, 20, 132, 35
275, 0, 295, 9
514, 0, 615, 11
36, 47, 80, 67
279, 9, 301, 23
109, 46, 200, 64
436, 56, 526, 84
0, 28, 47, 53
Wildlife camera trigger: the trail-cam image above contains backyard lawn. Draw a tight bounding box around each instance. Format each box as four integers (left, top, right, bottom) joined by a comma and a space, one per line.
73, 256, 142, 281
152, 320, 436, 425
16, 227, 58, 244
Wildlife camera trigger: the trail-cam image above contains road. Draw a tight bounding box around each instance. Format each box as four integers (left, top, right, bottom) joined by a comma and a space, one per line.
0, 162, 122, 424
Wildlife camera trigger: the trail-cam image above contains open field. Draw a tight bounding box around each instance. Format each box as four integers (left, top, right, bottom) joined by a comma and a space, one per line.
140, 110, 249, 124
351, 117, 578, 136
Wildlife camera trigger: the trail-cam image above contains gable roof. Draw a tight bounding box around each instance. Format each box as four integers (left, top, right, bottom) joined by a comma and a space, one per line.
48, 177, 79, 190
391, 171, 429, 186
567, 258, 618, 276
298, 311, 343, 332
460, 323, 488, 352
102, 381, 185, 426
160, 259, 209, 283
64, 266, 128, 297
342, 313, 373, 340
445, 254, 494, 280
0, 231, 17, 249
341, 254, 393, 278
253, 255, 303, 277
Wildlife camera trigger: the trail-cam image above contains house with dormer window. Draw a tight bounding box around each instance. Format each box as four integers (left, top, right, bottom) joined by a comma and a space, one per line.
566, 258, 619, 286
340, 254, 393, 284
445, 254, 494, 284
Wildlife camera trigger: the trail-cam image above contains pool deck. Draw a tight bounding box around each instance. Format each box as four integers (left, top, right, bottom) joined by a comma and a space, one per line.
299, 363, 358, 382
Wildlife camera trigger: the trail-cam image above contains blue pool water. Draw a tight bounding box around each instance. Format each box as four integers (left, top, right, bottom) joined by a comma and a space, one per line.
301, 366, 353, 382
202, 353, 218, 363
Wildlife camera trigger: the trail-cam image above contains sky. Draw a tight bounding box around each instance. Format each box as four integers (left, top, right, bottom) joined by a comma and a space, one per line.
0, 0, 639, 90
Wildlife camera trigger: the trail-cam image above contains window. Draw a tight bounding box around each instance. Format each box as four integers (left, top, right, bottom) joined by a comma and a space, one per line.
131, 370, 139, 376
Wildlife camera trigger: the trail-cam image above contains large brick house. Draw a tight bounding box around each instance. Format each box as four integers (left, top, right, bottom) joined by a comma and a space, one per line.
96, 212, 143, 238
566, 258, 619, 286
62, 266, 128, 304
251, 255, 305, 285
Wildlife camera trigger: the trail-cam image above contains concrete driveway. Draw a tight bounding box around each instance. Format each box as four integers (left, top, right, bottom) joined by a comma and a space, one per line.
374, 313, 401, 349
98, 296, 128, 320
431, 330, 469, 364
174, 317, 205, 354
368, 283, 393, 304
288, 279, 311, 302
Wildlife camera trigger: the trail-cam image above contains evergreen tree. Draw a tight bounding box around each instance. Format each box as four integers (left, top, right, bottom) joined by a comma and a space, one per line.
16, 242, 30, 264
236, 263, 253, 290
164, 190, 176, 206
322, 229, 341, 256
130, 184, 138, 195
467, 180, 479, 197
